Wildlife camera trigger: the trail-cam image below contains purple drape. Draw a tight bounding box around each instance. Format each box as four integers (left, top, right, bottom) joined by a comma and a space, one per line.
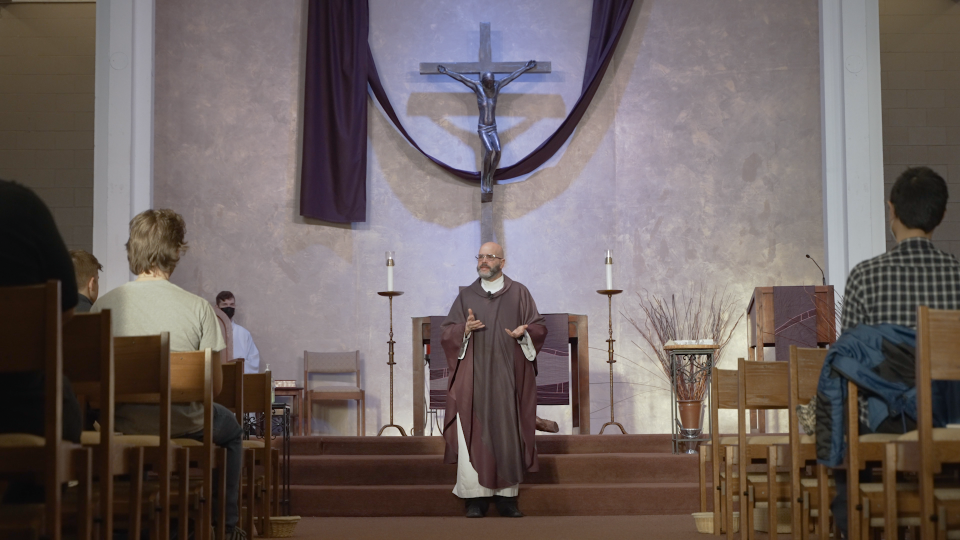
300, 0, 635, 222
299, 0, 370, 223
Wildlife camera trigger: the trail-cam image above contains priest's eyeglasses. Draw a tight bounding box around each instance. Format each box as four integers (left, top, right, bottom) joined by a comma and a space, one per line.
476, 254, 503, 261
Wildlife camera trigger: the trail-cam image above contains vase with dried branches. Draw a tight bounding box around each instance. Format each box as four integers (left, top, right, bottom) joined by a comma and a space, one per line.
624, 286, 743, 424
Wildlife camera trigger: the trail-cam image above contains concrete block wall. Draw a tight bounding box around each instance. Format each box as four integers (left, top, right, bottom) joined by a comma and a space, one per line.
0, 3, 95, 252
881, 0, 960, 254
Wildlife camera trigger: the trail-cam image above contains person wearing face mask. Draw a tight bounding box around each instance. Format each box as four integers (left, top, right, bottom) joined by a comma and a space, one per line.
216, 291, 261, 375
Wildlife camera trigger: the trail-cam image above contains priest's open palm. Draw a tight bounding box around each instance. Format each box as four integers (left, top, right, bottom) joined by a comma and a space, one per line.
465, 308, 485, 333
505, 324, 528, 339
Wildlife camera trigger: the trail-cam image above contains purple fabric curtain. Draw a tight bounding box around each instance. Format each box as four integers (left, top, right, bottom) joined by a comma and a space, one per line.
300, 0, 635, 222
299, 0, 370, 223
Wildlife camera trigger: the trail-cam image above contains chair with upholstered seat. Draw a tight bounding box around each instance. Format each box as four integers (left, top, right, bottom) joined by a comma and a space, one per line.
303, 351, 365, 436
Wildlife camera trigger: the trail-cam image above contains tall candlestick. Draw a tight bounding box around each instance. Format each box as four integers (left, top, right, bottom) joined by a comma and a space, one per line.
605, 249, 613, 290
386, 251, 395, 292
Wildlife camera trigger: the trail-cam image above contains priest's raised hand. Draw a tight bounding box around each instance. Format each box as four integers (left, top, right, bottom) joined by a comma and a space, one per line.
465, 308, 485, 334
504, 324, 528, 339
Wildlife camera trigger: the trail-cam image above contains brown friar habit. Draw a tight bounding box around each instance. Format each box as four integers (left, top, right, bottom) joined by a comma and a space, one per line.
440, 275, 547, 490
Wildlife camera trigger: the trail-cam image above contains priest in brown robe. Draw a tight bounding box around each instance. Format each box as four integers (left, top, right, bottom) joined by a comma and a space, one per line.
440, 242, 547, 518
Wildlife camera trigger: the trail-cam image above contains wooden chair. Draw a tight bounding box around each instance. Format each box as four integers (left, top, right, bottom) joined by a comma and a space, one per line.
0, 281, 93, 540
913, 307, 960, 540
877, 307, 960, 540
213, 304, 233, 362
63, 310, 123, 540
169, 349, 216, 540
113, 334, 176, 539
785, 346, 831, 540
843, 382, 904, 540
243, 371, 275, 536
698, 365, 740, 537
214, 359, 245, 537
303, 351, 365, 436
737, 358, 791, 540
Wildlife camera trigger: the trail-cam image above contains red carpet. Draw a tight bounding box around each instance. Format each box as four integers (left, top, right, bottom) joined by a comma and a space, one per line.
288, 434, 702, 517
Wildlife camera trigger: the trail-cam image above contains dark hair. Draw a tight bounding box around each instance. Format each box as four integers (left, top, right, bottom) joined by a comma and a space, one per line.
216, 291, 235, 304
889, 166, 949, 233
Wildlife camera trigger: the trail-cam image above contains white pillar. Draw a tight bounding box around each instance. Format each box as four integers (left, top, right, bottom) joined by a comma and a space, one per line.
820, 0, 886, 296
93, 0, 155, 291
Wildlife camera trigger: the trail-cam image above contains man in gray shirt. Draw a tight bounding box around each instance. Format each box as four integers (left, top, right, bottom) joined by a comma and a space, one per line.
93, 209, 244, 539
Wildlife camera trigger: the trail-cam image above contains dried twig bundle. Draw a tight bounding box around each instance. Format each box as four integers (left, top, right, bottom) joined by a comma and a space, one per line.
624, 284, 743, 401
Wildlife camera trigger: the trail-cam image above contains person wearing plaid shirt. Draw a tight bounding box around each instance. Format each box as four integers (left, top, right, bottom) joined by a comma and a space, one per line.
832, 165, 958, 538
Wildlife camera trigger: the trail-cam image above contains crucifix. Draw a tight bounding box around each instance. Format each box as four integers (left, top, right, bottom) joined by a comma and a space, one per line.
420, 22, 551, 244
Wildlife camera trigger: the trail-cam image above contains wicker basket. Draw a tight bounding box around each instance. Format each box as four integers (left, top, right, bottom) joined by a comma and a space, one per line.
692, 511, 739, 534
254, 516, 301, 538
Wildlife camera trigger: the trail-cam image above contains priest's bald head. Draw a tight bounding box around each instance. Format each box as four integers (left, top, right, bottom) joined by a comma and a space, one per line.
476, 242, 505, 281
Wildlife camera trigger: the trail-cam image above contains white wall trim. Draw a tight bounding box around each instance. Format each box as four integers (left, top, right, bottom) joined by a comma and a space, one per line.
820, 0, 886, 297
93, 0, 154, 291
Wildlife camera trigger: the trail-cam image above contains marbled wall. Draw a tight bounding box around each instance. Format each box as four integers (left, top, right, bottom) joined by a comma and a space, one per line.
154, 0, 823, 435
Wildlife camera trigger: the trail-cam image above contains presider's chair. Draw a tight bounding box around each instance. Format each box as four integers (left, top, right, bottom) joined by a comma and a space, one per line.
303, 351, 365, 436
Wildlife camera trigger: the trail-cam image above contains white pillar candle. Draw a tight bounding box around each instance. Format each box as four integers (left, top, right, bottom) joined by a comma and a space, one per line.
605, 249, 613, 290
386, 251, 395, 291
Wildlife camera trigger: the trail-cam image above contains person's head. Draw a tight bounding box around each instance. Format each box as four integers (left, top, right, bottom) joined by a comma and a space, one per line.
216, 290, 236, 319
888, 166, 949, 241
480, 72, 495, 90
476, 242, 505, 281
70, 249, 102, 302
125, 209, 188, 278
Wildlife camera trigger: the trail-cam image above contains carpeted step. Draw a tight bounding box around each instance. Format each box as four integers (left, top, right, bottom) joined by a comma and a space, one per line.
290, 482, 701, 517
288, 452, 699, 486
289, 434, 675, 456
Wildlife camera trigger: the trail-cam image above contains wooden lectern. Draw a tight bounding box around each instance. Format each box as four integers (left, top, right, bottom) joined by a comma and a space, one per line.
411, 315, 591, 436
746, 285, 836, 432
747, 285, 837, 363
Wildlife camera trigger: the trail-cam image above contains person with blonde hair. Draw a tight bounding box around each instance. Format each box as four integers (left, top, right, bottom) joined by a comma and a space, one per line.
92, 209, 245, 539
69, 249, 102, 313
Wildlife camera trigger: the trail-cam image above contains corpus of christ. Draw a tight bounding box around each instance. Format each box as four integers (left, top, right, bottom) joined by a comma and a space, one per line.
5, 0, 958, 538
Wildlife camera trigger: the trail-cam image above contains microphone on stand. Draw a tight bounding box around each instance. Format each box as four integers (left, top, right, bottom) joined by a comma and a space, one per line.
806, 254, 826, 285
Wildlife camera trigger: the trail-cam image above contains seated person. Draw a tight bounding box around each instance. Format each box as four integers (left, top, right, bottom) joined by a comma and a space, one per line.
70, 249, 102, 313
92, 209, 245, 539
828, 166, 960, 538
216, 291, 261, 374
0, 178, 83, 503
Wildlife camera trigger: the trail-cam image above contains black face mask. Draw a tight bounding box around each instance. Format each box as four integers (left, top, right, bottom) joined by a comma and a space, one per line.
221, 307, 235, 319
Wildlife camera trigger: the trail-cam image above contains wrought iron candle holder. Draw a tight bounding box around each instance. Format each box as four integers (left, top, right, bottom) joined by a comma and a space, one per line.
597, 289, 626, 434
377, 291, 407, 436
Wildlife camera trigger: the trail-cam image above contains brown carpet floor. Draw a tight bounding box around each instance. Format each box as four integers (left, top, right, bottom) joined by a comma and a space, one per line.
293, 515, 800, 540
